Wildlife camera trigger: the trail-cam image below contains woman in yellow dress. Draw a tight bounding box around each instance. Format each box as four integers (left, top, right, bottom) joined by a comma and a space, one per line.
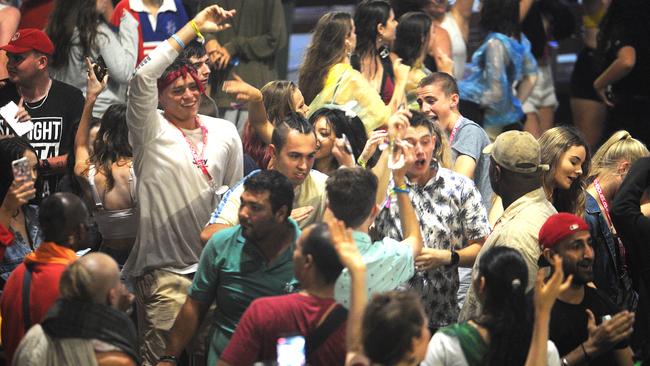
299, 12, 410, 134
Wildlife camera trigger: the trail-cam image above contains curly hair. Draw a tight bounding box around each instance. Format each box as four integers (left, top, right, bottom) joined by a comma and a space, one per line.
90, 104, 132, 191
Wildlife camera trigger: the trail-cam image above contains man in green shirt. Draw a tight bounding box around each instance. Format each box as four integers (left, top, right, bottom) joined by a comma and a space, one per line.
157, 170, 299, 366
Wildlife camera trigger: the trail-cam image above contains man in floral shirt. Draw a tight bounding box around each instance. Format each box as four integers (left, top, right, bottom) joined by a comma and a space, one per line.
374, 111, 490, 331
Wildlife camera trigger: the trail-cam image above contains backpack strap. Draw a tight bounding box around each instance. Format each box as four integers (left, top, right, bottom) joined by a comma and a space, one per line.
305, 304, 348, 360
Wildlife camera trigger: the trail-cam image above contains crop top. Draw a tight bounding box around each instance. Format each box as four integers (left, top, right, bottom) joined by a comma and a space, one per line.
88, 164, 138, 240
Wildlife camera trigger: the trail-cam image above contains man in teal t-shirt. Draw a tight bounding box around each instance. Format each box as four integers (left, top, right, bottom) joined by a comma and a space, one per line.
156, 170, 300, 365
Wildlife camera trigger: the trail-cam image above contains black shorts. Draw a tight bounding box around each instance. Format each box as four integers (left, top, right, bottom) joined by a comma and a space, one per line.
570, 47, 602, 102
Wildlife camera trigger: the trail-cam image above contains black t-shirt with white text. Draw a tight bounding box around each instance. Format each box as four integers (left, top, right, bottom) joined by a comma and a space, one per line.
0, 79, 84, 199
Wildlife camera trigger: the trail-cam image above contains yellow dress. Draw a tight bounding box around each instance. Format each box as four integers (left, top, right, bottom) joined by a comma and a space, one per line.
308, 63, 392, 133
405, 64, 431, 111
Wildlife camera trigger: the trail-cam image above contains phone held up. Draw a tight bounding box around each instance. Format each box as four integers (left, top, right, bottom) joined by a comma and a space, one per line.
276, 334, 306, 366
12, 156, 36, 200
92, 56, 108, 80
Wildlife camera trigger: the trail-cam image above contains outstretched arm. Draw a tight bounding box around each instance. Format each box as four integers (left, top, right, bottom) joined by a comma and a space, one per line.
222, 74, 273, 144
74, 58, 107, 178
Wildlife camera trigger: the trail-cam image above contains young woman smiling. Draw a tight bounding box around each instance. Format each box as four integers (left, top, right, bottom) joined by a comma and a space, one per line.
539, 126, 591, 217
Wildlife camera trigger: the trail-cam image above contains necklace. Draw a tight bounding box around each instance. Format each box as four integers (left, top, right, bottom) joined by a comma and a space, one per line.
23, 79, 53, 110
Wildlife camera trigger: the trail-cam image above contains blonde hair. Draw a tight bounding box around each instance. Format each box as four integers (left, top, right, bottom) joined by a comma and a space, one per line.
539, 126, 591, 217
589, 130, 649, 180
430, 120, 452, 169
260, 80, 299, 125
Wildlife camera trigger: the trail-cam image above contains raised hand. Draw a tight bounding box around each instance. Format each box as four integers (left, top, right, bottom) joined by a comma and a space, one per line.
193, 5, 236, 34
222, 73, 262, 102
85, 58, 108, 99
14, 97, 31, 123
328, 218, 365, 272
392, 57, 411, 84
534, 255, 572, 314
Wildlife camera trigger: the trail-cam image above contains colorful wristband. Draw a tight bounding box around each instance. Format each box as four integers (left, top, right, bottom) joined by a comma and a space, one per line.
357, 157, 367, 169
190, 20, 205, 44
170, 34, 186, 49
393, 184, 409, 194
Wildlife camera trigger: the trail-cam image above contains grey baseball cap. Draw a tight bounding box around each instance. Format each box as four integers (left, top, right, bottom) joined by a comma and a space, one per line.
483, 131, 549, 173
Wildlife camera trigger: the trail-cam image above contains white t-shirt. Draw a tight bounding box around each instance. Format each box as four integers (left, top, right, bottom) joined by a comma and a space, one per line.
423, 330, 561, 366
123, 41, 243, 278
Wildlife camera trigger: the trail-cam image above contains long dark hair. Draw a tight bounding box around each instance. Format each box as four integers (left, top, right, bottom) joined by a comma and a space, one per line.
0, 137, 38, 202
309, 108, 368, 161
479, 0, 521, 39
299, 12, 353, 105
394, 12, 432, 66
91, 104, 132, 191
475, 246, 532, 366
46, 0, 107, 68
353, 0, 392, 77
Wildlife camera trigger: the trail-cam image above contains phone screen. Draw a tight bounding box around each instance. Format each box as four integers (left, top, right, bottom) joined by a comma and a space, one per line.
276, 334, 306, 366
12, 157, 32, 181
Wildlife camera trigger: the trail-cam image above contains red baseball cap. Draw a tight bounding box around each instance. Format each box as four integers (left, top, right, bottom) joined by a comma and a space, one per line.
0, 29, 54, 55
539, 213, 589, 250
537, 213, 590, 266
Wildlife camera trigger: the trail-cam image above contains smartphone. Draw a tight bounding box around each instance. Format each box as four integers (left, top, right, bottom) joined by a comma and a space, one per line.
12, 157, 32, 182
92, 56, 108, 80
276, 334, 306, 366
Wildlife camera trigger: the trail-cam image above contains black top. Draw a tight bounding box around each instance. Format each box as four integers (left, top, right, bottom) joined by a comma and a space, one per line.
549, 286, 627, 365
0, 79, 84, 200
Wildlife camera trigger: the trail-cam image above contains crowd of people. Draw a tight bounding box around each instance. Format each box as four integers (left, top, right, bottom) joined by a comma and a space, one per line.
0, 0, 649, 365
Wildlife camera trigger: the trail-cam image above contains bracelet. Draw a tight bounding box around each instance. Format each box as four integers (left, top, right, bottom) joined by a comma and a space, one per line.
170, 34, 186, 49
561, 358, 569, 366
357, 156, 367, 169
581, 343, 591, 361
158, 355, 178, 365
189, 20, 205, 44
393, 184, 409, 194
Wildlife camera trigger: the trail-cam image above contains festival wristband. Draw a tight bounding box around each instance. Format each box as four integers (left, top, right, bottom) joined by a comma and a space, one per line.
393, 184, 409, 194
357, 156, 367, 169
170, 34, 186, 49
189, 20, 205, 44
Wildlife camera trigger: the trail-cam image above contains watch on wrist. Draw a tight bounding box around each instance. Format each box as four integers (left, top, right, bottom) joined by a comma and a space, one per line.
450, 250, 460, 266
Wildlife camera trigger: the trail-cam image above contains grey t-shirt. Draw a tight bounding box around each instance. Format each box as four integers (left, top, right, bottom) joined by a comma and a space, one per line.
450, 117, 493, 211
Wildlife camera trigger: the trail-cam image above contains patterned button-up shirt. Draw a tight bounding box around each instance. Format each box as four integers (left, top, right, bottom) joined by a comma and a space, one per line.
374, 167, 490, 328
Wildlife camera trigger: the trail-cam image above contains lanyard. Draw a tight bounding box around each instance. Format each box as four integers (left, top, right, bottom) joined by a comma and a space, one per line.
170, 117, 213, 183
449, 120, 461, 144
593, 178, 627, 267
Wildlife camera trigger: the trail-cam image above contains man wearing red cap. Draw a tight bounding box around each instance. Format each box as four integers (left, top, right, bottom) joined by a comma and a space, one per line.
122, 5, 242, 365
0, 28, 84, 200
538, 213, 635, 366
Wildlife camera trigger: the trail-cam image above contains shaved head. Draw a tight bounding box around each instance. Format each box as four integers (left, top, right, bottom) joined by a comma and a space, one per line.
59, 253, 120, 305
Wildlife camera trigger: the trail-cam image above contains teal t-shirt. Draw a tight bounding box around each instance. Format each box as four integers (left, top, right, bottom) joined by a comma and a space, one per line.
188, 218, 301, 365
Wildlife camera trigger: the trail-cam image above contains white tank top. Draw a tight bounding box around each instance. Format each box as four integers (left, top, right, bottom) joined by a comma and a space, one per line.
440, 12, 467, 79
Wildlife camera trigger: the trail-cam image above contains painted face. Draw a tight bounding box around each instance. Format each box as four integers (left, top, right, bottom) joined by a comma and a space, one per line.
238, 189, 283, 241
291, 89, 309, 117
188, 54, 211, 88
553, 145, 586, 190
314, 117, 335, 160
6, 51, 44, 85
380, 9, 398, 43
416, 83, 456, 127
159, 74, 201, 122
553, 231, 594, 285
273, 130, 318, 186
404, 125, 436, 181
